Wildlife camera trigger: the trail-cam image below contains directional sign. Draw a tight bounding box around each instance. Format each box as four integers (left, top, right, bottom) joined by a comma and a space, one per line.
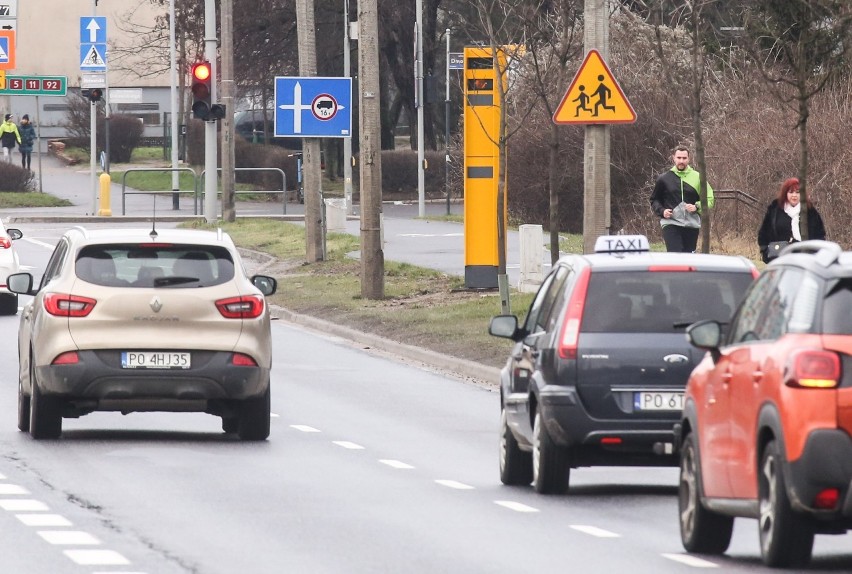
0, 20, 15, 32
0, 75, 67, 97
80, 43, 107, 70
0, 29, 14, 70
0, 1, 18, 19
553, 49, 636, 125
274, 77, 352, 138
80, 16, 106, 44
449, 52, 464, 70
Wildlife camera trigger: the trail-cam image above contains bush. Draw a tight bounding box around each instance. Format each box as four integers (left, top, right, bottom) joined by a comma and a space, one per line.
353, 149, 447, 197
0, 161, 35, 191
108, 115, 144, 163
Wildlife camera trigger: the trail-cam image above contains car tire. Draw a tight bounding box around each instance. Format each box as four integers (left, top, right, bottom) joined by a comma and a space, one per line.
758, 440, 814, 568
238, 385, 270, 441
678, 432, 733, 554
29, 371, 62, 440
18, 365, 30, 433
222, 416, 239, 434
500, 408, 532, 486
0, 293, 17, 316
532, 409, 569, 494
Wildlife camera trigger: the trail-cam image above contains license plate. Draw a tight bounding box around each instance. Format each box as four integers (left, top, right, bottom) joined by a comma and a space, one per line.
121, 352, 191, 369
634, 391, 683, 411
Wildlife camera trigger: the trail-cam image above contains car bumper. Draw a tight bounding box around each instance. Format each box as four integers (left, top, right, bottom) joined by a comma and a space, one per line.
788, 429, 852, 523
537, 385, 679, 466
35, 350, 270, 409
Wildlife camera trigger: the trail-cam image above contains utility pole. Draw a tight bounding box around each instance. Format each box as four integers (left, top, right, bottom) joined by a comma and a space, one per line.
445, 28, 450, 216
343, 0, 354, 215
358, 0, 383, 299
169, 0, 180, 209
415, 0, 425, 217
583, 0, 611, 253
203, 0, 218, 223
90, 0, 98, 214
221, 0, 236, 222
295, 0, 324, 261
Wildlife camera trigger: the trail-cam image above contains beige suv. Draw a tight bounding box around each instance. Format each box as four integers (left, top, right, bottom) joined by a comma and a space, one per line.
7, 226, 277, 441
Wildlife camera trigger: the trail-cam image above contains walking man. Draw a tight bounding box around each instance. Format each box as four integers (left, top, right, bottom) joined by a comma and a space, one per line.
650, 145, 714, 252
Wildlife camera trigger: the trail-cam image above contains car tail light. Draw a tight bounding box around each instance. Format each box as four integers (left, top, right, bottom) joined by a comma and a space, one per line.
232, 353, 258, 367
785, 349, 840, 389
813, 488, 840, 510
52, 352, 80, 365
43, 293, 97, 317
557, 267, 591, 359
601, 437, 622, 445
0, 236, 10, 248
216, 295, 265, 319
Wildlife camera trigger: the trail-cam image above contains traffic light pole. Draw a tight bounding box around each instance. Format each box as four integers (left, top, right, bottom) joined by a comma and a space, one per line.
203, 0, 218, 223
90, 0, 98, 215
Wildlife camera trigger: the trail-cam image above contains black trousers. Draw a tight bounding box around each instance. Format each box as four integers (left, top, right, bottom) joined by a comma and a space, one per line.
662, 225, 700, 252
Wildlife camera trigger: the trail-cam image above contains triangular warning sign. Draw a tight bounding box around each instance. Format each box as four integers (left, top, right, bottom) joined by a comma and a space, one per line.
553, 49, 636, 125
82, 45, 103, 66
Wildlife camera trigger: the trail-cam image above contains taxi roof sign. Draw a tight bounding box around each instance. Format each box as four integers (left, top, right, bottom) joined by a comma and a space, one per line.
553, 49, 636, 125
594, 235, 650, 254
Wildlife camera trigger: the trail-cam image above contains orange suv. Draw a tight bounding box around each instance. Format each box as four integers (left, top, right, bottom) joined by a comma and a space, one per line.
677, 240, 852, 568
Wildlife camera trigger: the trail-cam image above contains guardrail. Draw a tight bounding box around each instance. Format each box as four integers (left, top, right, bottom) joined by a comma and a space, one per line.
121, 167, 199, 215
198, 167, 288, 215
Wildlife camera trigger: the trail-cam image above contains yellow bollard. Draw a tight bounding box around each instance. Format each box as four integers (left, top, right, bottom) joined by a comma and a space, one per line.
97, 173, 112, 216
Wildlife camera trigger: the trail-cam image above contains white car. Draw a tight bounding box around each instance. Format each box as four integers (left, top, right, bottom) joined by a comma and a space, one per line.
0, 222, 23, 315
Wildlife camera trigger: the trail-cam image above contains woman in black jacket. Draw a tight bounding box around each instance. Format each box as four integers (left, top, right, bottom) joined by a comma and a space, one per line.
757, 177, 826, 263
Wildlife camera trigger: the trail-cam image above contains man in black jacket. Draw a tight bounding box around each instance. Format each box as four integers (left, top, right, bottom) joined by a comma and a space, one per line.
649, 146, 715, 252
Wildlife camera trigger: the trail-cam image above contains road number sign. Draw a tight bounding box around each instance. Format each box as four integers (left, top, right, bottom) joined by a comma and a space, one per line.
0, 75, 67, 96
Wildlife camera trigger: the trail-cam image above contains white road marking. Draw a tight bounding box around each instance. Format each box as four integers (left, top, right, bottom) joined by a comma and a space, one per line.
661, 553, 719, 568
39, 530, 100, 545
63, 549, 131, 566
570, 525, 621, 538
291, 424, 321, 433
271, 413, 280, 418
16, 514, 72, 527
333, 441, 364, 450
0, 499, 49, 511
0, 483, 29, 495
23, 237, 56, 250
379, 459, 414, 469
435, 480, 474, 490
494, 501, 539, 513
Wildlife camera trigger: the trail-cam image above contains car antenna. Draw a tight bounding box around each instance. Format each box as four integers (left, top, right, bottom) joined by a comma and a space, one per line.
150, 197, 158, 239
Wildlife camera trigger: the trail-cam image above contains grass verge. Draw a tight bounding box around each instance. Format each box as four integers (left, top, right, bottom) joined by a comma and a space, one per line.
0, 191, 73, 208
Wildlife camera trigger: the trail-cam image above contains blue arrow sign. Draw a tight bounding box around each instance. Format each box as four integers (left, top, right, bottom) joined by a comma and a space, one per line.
274, 77, 352, 138
80, 43, 107, 70
80, 16, 106, 44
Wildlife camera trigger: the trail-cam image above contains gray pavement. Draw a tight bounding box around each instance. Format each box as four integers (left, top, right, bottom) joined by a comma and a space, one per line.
1, 152, 506, 384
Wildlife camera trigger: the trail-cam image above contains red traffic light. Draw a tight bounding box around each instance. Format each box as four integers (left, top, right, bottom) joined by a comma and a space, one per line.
192, 61, 211, 82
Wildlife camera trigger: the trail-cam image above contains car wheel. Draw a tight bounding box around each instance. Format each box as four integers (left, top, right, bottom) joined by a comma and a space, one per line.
499, 408, 532, 486
758, 440, 814, 568
532, 409, 569, 494
222, 416, 239, 434
29, 370, 62, 440
18, 362, 31, 433
0, 293, 17, 316
238, 385, 270, 441
678, 432, 733, 553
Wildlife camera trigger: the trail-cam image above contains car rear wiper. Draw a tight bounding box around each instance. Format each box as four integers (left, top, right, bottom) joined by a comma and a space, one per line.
153, 276, 199, 287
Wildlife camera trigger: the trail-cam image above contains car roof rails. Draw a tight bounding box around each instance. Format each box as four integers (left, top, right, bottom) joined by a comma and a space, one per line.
781, 240, 842, 267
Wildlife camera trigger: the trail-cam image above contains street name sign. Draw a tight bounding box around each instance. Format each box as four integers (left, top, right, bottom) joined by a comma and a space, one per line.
274, 76, 352, 138
0, 75, 67, 96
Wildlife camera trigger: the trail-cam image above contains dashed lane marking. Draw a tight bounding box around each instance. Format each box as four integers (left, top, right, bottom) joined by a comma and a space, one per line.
16, 514, 73, 527
38, 530, 100, 545
63, 549, 132, 566
0, 483, 29, 495
494, 501, 539, 513
661, 553, 719, 568
379, 459, 415, 469
570, 525, 621, 538
0, 499, 49, 511
333, 441, 365, 450
435, 480, 474, 490
291, 424, 321, 432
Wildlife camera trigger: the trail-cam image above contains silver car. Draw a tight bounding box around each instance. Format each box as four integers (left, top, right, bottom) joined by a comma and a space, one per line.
0, 221, 23, 315
7, 226, 277, 440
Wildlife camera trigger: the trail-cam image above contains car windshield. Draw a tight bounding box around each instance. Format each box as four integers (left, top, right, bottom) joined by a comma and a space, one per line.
581, 271, 754, 333
75, 244, 235, 288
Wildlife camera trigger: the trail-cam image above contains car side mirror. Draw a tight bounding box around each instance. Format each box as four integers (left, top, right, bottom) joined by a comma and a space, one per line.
251, 274, 277, 296
6, 272, 34, 295
686, 319, 722, 363
7, 228, 23, 240
489, 315, 520, 340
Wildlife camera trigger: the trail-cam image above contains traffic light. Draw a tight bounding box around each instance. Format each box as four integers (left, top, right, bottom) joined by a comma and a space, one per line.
88, 88, 103, 102
191, 61, 212, 120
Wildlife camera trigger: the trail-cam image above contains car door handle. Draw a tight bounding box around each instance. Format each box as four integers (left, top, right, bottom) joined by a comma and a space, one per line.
752, 370, 764, 383
721, 372, 733, 384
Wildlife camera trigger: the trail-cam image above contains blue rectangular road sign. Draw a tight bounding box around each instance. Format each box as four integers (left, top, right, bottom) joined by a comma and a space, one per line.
80, 16, 106, 44
274, 77, 352, 138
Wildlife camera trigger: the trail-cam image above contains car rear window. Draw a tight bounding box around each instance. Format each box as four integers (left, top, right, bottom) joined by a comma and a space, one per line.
822, 280, 852, 334
581, 271, 754, 333
76, 244, 235, 288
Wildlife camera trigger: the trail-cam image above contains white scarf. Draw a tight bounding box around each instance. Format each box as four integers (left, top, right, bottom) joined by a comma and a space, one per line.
785, 202, 802, 241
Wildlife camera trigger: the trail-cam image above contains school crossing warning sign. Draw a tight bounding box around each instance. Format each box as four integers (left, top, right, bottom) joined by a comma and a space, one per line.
553, 49, 636, 125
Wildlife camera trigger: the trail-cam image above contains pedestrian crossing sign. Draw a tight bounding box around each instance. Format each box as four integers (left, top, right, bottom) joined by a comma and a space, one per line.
553, 49, 636, 125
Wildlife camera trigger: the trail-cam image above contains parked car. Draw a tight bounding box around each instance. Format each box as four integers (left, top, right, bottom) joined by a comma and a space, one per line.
0, 222, 24, 316
7, 226, 277, 441
489, 235, 757, 494
678, 240, 852, 568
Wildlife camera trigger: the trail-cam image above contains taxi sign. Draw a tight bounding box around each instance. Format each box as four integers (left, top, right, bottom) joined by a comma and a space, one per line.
594, 235, 650, 254
553, 49, 636, 125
